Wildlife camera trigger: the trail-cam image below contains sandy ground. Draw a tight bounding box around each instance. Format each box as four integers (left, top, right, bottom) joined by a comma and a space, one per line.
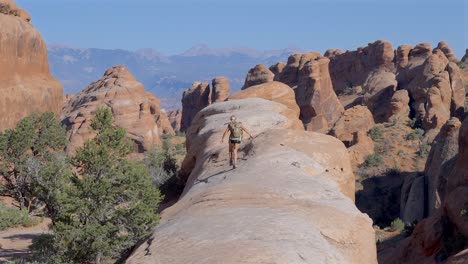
0, 219, 51, 263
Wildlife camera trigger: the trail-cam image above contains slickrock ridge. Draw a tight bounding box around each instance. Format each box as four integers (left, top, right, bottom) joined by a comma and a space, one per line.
180, 77, 231, 132
127, 98, 377, 264
0, 0, 63, 131
384, 117, 468, 264
242, 64, 275, 89
61, 66, 169, 154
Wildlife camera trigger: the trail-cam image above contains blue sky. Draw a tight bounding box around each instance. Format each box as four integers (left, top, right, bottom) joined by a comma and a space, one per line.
16, 0, 467, 57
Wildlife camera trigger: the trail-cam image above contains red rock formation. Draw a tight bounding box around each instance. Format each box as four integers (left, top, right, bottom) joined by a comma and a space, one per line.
242, 64, 274, 90
436, 41, 460, 63
211, 77, 230, 102
0, 0, 63, 131
168, 109, 182, 132
295, 55, 344, 132
274, 52, 322, 88
462, 49, 468, 63
269, 62, 286, 76
180, 77, 230, 132
385, 117, 468, 263
388, 90, 411, 123
62, 66, 168, 154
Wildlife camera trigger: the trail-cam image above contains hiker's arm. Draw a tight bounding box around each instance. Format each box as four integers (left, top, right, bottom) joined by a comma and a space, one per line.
242, 126, 254, 139
221, 127, 229, 143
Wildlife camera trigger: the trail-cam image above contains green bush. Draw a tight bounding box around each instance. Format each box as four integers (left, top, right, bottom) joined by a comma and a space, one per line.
368, 126, 383, 141
144, 146, 178, 187
417, 143, 431, 157
390, 218, 405, 231
457, 60, 468, 69
0, 204, 38, 230
361, 154, 383, 168
406, 128, 424, 141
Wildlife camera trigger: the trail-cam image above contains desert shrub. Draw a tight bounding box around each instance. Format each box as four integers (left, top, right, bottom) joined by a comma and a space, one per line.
144, 146, 178, 187
0, 204, 38, 230
361, 153, 383, 168
390, 218, 405, 231
175, 131, 186, 137
406, 128, 425, 141
457, 61, 468, 69
368, 126, 383, 141
386, 167, 400, 177
397, 150, 406, 157
408, 115, 424, 129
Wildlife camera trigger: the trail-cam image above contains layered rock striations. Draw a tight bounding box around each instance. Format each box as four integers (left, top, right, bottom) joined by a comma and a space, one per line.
0, 0, 63, 131
61, 66, 170, 154
127, 98, 377, 264
180, 77, 230, 132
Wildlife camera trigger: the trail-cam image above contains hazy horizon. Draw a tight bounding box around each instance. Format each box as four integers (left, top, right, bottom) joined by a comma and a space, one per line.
16, 0, 467, 58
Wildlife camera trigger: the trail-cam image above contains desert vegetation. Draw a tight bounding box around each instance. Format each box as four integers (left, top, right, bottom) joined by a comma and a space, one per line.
0, 109, 183, 263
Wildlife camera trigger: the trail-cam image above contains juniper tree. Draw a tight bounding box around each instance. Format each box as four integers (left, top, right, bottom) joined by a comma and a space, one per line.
51, 108, 162, 263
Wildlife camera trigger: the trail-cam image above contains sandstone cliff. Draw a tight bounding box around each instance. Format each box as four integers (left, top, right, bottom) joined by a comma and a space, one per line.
61, 66, 170, 154
127, 98, 377, 264
0, 0, 63, 131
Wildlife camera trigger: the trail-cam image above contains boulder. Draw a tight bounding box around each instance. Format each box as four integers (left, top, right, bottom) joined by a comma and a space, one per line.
269, 62, 286, 76
242, 64, 274, 90
61, 66, 166, 154
330, 105, 375, 147
0, 0, 63, 131
388, 90, 411, 123
229, 81, 300, 119
127, 98, 376, 264
295, 55, 344, 132
436, 41, 459, 63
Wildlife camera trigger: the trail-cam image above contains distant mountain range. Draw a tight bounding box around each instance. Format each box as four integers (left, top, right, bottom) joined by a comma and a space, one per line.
47, 44, 301, 109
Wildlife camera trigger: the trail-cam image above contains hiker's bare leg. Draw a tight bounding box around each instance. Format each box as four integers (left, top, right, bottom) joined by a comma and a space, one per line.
233, 143, 239, 168
229, 142, 234, 165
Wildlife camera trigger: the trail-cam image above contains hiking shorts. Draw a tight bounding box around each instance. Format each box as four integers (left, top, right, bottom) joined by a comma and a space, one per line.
230, 137, 241, 144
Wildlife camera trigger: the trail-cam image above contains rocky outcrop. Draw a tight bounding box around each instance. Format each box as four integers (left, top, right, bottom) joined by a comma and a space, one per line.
180, 77, 231, 132
295, 55, 344, 132
242, 64, 274, 89
388, 90, 411, 123
211, 77, 230, 102
327, 40, 395, 95
229, 81, 300, 118
385, 117, 468, 264
61, 66, 168, 154
0, 0, 63, 131
330, 106, 375, 167
462, 49, 468, 63
269, 62, 286, 76
167, 109, 182, 132
397, 45, 465, 141
436, 41, 459, 63
424, 117, 461, 215
180, 82, 211, 132
274, 52, 321, 88
127, 98, 376, 264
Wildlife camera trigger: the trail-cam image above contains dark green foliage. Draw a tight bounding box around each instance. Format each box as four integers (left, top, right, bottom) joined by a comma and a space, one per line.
368, 126, 383, 141
457, 60, 468, 69
0, 203, 38, 230
48, 108, 162, 263
361, 154, 383, 168
0, 112, 67, 212
406, 128, 424, 141
390, 218, 405, 231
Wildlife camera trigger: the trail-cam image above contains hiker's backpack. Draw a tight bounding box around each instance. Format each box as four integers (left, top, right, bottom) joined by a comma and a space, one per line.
228, 121, 243, 139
